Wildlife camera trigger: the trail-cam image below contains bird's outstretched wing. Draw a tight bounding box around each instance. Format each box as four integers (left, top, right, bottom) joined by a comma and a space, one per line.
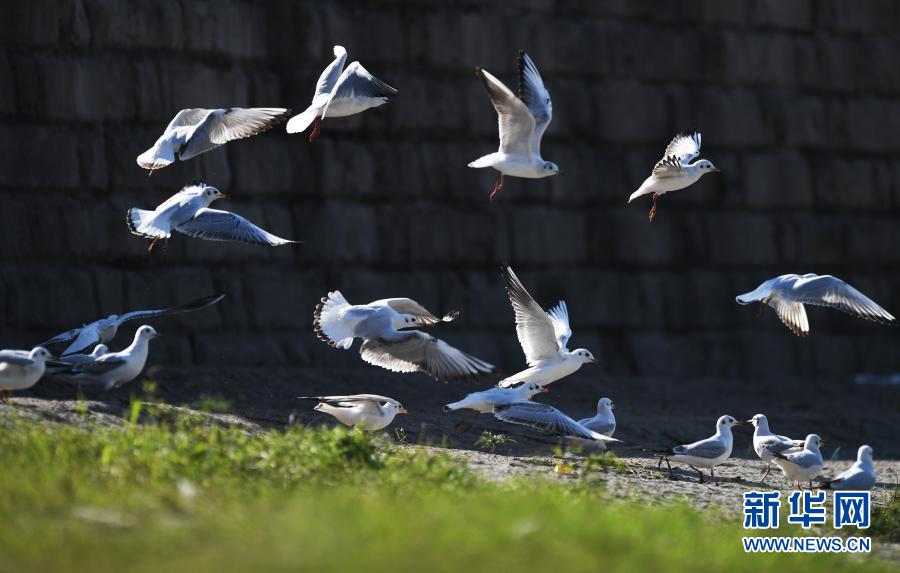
312, 45, 349, 106
359, 331, 495, 383
494, 401, 619, 442
662, 132, 701, 165
475, 67, 535, 157
117, 291, 227, 325
179, 108, 291, 161
516, 51, 552, 156
176, 208, 296, 246
322, 62, 397, 118
502, 265, 562, 365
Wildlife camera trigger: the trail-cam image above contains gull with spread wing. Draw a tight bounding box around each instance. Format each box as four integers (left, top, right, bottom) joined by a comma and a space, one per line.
299, 394, 406, 431
818, 445, 876, 491
127, 182, 297, 251
45, 344, 108, 376
443, 381, 547, 430
0, 347, 52, 402
652, 415, 745, 485
492, 401, 620, 443
287, 45, 397, 142
313, 291, 494, 383
54, 326, 161, 390
628, 132, 719, 222
496, 265, 597, 388
771, 434, 825, 489
577, 397, 616, 437
736, 273, 895, 336
137, 107, 290, 173
748, 413, 804, 482
468, 51, 561, 201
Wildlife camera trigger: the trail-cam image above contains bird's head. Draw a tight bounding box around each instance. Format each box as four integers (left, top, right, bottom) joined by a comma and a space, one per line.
597, 397, 614, 413
386, 402, 408, 415
518, 381, 548, 399
201, 185, 227, 205
805, 434, 824, 451
542, 161, 562, 177
29, 347, 53, 362
717, 415, 744, 429
571, 349, 598, 364
694, 159, 719, 174
395, 314, 421, 329
747, 413, 768, 428
136, 325, 161, 341
858, 445, 874, 463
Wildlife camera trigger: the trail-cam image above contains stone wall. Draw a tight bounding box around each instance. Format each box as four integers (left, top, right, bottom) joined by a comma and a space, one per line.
3, 0, 900, 382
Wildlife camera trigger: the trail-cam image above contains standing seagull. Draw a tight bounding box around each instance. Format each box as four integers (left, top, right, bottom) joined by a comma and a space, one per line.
127, 182, 297, 251
468, 51, 561, 201
652, 415, 744, 485
748, 413, 804, 482
736, 274, 895, 336
492, 401, 620, 443
577, 397, 616, 437
628, 133, 719, 222
298, 394, 406, 431
771, 434, 825, 489
496, 265, 597, 388
818, 445, 877, 491
40, 291, 225, 356
313, 291, 495, 383
287, 45, 398, 142
137, 108, 290, 173
0, 347, 52, 402
57, 326, 161, 390
443, 381, 547, 430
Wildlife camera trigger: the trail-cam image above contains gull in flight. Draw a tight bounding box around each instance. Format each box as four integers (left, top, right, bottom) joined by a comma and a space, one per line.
299, 394, 406, 431
747, 413, 804, 482
287, 45, 398, 142
818, 445, 876, 491
41, 290, 225, 356
53, 326, 161, 390
652, 415, 745, 484
736, 273, 895, 336
577, 397, 616, 437
771, 434, 825, 489
496, 265, 597, 388
127, 182, 297, 251
137, 107, 290, 174
443, 381, 547, 430
492, 401, 620, 443
628, 132, 719, 222
0, 347, 52, 402
313, 291, 495, 383
45, 344, 108, 376
468, 51, 561, 201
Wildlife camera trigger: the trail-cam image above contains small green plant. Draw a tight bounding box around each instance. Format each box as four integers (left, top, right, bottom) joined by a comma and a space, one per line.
581, 453, 630, 477
393, 427, 408, 444
474, 431, 517, 453
870, 490, 900, 542
195, 394, 233, 413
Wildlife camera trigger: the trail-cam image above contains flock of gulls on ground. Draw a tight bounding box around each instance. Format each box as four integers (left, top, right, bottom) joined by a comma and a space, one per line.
0, 47, 888, 491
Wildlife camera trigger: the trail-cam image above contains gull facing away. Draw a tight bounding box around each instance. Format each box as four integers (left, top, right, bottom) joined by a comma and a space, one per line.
313, 291, 495, 383
41, 290, 225, 356
0, 347, 52, 402
628, 133, 719, 222
652, 415, 745, 485
577, 397, 616, 437
443, 381, 547, 430
468, 51, 561, 201
45, 344, 108, 376
287, 45, 398, 142
127, 182, 297, 252
736, 273, 895, 336
818, 445, 876, 491
53, 326, 161, 390
771, 434, 825, 489
298, 394, 406, 431
137, 107, 291, 173
748, 413, 804, 482
496, 265, 597, 388
492, 401, 620, 443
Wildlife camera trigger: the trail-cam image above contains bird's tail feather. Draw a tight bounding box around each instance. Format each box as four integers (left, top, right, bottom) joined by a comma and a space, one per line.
468, 153, 500, 169
286, 106, 320, 134
126, 208, 169, 239
313, 291, 354, 349
136, 143, 175, 170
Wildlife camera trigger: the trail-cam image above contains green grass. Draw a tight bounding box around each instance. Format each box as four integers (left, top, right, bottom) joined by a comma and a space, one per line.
871, 490, 900, 543
0, 405, 893, 573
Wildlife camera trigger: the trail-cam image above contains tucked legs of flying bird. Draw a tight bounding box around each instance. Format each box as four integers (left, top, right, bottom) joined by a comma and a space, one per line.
309, 117, 322, 142
490, 174, 504, 202
453, 410, 479, 432
648, 193, 659, 222
755, 301, 767, 319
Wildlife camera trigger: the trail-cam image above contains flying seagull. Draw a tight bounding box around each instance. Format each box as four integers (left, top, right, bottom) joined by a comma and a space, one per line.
628, 133, 719, 222
137, 107, 291, 173
736, 273, 895, 336
40, 290, 225, 356
299, 394, 406, 431
52, 326, 160, 390
313, 291, 495, 383
492, 401, 620, 443
747, 413, 804, 482
0, 347, 52, 402
771, 434, 825, 489
127, 182, 297, 251
287, 45, 397, 142
496, 265, 597, 388
652, 415, 745, 484
576, 397, 616, 437
818, 445, 876, 491
468, 51, 561, 201
443, 381, 547, 430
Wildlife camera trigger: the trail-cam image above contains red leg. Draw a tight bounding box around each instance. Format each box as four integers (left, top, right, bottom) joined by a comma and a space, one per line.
760, 464, 771, 482
648, 193, 659, 222
755, 301, 766, 319
489, 174, 504, 202
147, 238, 158, 253
309, 117, 322, 142
0, 389, 7, 404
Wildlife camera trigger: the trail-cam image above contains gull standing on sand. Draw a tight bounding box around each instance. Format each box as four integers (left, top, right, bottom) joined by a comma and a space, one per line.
127, 182, 297, 251
443, 381, 547, 429
496, 265, 598, 388
577, 397, 616, 437
748, 413, 804, 482
40, 291, 225, 356
287, 45, 398, 142
736, 274, 895, 336
0, 347, 52, 402
652, 415, 744, 485
819, 445, 876, 491
56, 326, 161, 390
628, 132, 719, 222
468, 51, 561, 201
492, 401, 620, 443
313, 292, 495, 383
771, 434, 825, 489
137, 107, 291, 173
299, 394, 406, 431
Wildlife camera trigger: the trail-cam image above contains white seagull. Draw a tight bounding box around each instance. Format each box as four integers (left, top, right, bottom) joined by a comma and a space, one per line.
40, 291, 225, 356
736, 273, 895, 336
0, 347, 52, 401
56, 326, 160, 390
577, 397, 616, 437
496, 265, 597, 388
287, 45, 398, 142
628, 132, 719, 222
137, 107, 290, 173
468, 51, 561, 201
299, 394, 406, 431
45, 344, 108, 376
127, 182, 297, 251
771, 434, 825, 489
492, 401, 620, 443
313, 291, 495, 383
747, 413, 804, 482
652, 415, 744, 484
818, 445, 876, 491
443, 381, 547, 430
